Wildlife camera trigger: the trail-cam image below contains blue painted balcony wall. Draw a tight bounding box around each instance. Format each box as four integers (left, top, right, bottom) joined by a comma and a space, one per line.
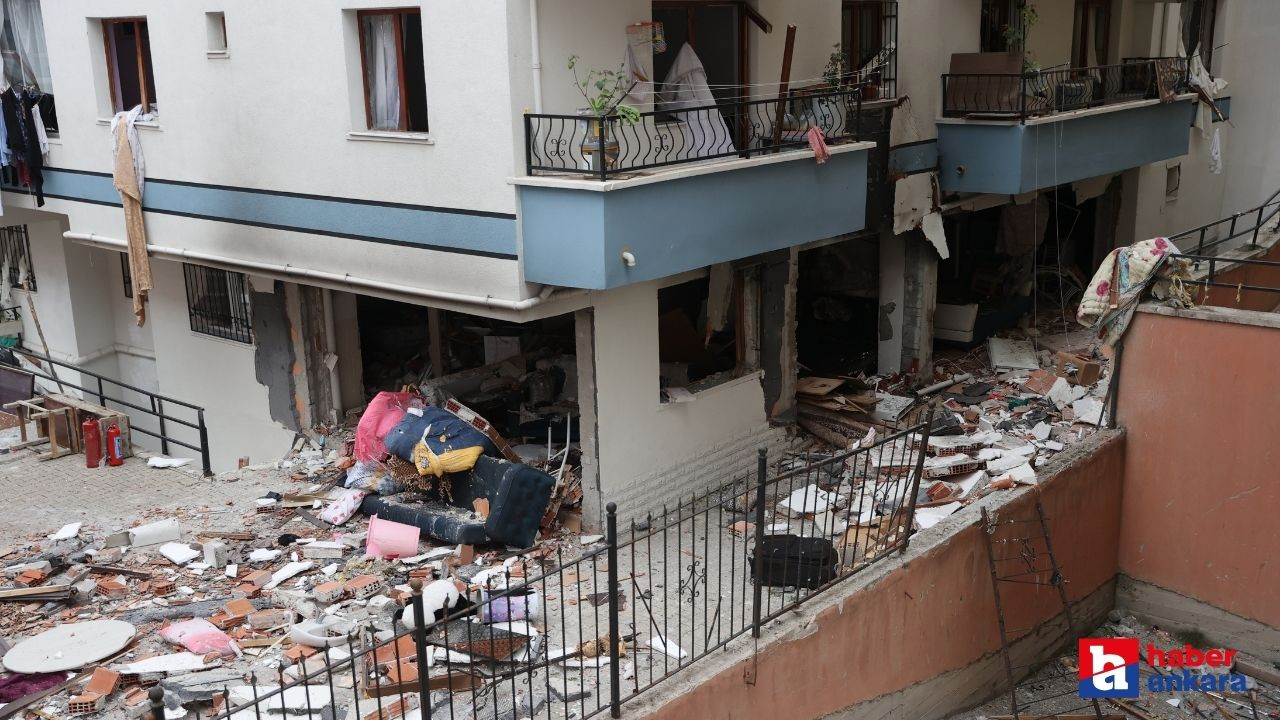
936, 98, 1197, 195
517, 144, 872, 290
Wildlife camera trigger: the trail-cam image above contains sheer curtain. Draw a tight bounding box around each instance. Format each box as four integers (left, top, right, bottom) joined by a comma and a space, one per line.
362, 14, 400, 131
4, 0, 51, 91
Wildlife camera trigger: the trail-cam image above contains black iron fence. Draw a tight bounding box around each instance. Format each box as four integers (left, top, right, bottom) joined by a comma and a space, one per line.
192, 415, 931, 720
941, 57, 1190, 120
525, 87, 867, 180
10, 347, 212, 475
1168, 186, 1280, 256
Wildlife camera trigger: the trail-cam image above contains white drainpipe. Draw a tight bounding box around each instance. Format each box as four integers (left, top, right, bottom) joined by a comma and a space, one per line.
530, 0, 543, 113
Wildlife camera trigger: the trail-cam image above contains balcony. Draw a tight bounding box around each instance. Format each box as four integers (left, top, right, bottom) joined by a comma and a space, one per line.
936, 57, 1198, 195
515, 88, 875, 290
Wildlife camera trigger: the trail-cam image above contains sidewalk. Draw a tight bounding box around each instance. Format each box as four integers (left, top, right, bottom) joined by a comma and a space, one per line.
0, 426, 275, 542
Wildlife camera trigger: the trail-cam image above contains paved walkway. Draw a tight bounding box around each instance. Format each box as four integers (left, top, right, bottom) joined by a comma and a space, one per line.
0, 427, 277, 542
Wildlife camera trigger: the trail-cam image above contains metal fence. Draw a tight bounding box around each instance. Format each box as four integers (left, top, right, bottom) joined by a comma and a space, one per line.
525, 86, 867, 180
941, 57, 1189, 120
9, 347, 212, 475
1168, 185, 1280, 256
194, 415, 931, 720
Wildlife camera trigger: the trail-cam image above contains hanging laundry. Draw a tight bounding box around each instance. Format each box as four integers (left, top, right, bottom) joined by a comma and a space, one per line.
0, 86, 45, 206
112, 106, 153, 326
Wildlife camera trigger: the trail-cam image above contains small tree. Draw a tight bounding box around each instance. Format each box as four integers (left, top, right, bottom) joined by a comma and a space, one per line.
1001, 3, 1041, 72
568, 55, 641, 123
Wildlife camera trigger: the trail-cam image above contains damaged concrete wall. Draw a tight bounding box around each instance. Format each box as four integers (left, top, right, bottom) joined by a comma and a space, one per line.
899, 232, 939, 379
148, 260, 295, 471
1117, 306, 1280, 629
252, 281, 302, 433
585, 281, 774, 523
630, 433, 1126, 720
760, 249, 798, 421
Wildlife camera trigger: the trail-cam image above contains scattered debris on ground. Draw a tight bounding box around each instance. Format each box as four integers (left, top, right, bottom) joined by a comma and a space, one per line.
949, 611, 1280, 720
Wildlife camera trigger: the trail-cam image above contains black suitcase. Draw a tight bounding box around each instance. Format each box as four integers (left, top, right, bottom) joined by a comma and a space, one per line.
750, 534, 838, 589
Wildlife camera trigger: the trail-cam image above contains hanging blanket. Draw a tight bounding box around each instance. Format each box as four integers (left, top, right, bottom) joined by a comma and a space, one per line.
1077, 237, 1192, 347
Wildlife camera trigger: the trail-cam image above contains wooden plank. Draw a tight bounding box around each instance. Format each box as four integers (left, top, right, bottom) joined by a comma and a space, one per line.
88, 564, 152, 579
796, 377, 845, 397
197, 531, 255, 541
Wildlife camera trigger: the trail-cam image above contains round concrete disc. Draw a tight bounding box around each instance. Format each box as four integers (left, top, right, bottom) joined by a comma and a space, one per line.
2, 619, 136, 673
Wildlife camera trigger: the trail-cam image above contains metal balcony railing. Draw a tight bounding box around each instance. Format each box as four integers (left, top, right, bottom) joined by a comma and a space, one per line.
525, 86, 868, 180
941, 56, 1190, 121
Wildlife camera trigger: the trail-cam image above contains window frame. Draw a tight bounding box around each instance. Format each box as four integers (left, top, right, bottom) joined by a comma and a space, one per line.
841, 1, 885, 76
102, 17, 157, 114
0, 225, 35, 292
182, 263, 254, 344
120, 253, 132, 299
355, 7, 427, 133
1184, 0, 1219, 72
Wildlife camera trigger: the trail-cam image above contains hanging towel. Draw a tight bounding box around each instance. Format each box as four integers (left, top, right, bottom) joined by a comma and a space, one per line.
806, 126, 830, 164
112, 106, 152, 326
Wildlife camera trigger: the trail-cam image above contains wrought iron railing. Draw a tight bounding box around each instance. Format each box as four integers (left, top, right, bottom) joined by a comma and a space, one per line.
525, 87, 866, 180
193, 414, 931, 720
941, 57, 1190, 120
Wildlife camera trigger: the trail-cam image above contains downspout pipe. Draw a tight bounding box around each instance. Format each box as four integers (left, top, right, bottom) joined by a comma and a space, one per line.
530, 0, 543, 113
63, 232, 578, 313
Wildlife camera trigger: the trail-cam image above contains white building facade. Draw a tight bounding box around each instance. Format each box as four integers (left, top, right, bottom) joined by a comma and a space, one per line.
1, 0, 1269, 524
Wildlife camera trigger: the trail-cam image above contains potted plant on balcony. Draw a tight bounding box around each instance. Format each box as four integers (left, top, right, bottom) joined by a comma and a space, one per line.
569, 55, 641, 173
1002, 3, 1042, 73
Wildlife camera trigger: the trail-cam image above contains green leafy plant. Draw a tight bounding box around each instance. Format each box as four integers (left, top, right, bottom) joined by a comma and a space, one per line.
1001, 3, 1041, 72
568, 55, 640, 124
823, 44, 849, 88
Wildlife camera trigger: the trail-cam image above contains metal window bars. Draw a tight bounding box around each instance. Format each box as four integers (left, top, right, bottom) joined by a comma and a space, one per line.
193, 413, 932, 720
941, 57, 1190, 121
183, 263, 253, 344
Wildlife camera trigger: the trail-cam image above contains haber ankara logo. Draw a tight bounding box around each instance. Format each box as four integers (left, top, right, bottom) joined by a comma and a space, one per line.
1078, 638, 1139, 698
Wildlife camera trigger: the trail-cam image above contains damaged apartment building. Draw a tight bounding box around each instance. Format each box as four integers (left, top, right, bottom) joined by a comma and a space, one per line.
0, 0, 1267, 531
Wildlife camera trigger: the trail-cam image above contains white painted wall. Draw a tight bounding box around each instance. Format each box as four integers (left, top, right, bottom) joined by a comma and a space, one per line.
1218, 0, 1280, 212
586, 280, 768, 505
146, 257, 295, 471
43, 1, 521, 215
896, 0, 982, 139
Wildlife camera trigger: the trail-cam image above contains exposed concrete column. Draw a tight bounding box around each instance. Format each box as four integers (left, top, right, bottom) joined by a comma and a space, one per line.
760, 248, 798, 421
877, 225, 905, 374
573, 307, 602, 529
899, 231, 938, 381
330, 290, 363, 412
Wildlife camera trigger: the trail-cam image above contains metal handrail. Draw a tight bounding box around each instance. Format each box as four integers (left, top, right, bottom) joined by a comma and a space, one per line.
1168, 186, 1280, 256
11, 346, 212, 475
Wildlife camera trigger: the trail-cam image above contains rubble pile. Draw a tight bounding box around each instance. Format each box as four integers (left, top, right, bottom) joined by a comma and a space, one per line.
791, 328, 1112, 532
0, 393, 598, 719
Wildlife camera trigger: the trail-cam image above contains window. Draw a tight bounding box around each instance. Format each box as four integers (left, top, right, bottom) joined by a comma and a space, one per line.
657, 269, 760, 401
357, 9, 427, 132
0, 0, 55, 132
1182, 0, 1218, 71
652, 2, 747, 108
206, 12, 227, 55
0, 225, 35, 292
980, 0, 1015, 53
183, 264, 253, 343
120, 254, 132, 298
103, 18, 158, 113
1073, 0, 1111, 67
842, 2, 883, 73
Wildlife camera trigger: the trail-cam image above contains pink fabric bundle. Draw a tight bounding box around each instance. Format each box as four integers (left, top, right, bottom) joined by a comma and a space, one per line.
354, 391, 417, 462
807, 127, 831, 164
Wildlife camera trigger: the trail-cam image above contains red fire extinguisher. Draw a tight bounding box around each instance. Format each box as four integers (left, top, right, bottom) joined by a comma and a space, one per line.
105, 423, 125, 467
83, 419, 102, 468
